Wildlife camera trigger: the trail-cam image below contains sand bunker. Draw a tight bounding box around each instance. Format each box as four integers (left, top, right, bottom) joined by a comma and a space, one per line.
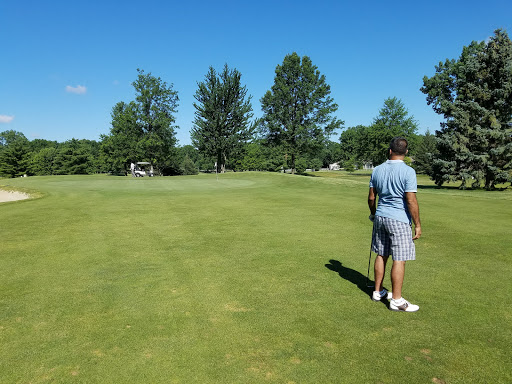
0, 189, 31, 202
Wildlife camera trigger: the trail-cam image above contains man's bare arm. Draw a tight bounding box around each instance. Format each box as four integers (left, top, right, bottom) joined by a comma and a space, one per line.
368, 187, 377, 215
405, 192, 422, 240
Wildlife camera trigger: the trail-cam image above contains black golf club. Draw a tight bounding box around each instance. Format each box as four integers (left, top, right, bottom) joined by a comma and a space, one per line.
366, 220, 375, 288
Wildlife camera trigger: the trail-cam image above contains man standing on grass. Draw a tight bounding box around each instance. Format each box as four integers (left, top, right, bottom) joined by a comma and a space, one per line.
368, 137, 422, 312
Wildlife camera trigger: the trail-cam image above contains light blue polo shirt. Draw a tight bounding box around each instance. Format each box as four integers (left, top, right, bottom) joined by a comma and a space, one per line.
369, 160, 417, 224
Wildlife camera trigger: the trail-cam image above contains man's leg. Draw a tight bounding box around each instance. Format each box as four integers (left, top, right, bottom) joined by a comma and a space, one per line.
391, 260, 406, 300
374, 255, 388, 292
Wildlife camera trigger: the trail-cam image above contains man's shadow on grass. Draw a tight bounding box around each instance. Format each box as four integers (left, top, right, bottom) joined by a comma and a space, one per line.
325, 259, 389, 303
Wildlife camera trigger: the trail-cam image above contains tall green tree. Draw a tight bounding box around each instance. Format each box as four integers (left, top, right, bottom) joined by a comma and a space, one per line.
368, 97, 419, 165
191, 64, 254, 173
260, 52, 343, 174
421, 29, 512, 189
339, 98, 418, 167
101, 69, 179, 175
133, 69, 179, 171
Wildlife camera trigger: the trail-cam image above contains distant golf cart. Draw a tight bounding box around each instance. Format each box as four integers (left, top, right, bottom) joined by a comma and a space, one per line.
133, 162, 154, 177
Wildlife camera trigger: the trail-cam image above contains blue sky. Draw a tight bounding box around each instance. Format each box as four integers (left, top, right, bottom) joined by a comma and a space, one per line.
1, 0, 511, 146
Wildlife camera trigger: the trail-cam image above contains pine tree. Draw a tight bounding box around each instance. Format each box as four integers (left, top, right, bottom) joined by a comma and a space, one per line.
0, 131, 30, 178
412, 130, 438, 175
421, 29, 512, 189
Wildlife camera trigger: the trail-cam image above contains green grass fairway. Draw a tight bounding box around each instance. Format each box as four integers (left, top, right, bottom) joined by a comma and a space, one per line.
1, 172, 511, 383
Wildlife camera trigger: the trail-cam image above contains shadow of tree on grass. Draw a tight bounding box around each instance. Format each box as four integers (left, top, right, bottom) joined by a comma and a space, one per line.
417, 184, 511, 191
417, 184, 460, 190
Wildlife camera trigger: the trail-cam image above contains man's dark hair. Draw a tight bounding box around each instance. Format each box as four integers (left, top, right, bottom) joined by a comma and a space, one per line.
389, 137, 408, 155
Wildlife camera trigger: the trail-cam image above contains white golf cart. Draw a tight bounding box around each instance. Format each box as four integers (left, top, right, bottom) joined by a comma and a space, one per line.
133, 162, 154, 177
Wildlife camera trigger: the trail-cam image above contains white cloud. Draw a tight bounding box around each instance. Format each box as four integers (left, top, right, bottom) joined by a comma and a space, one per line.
0, 115, 14, 123
66, 85, 87, 94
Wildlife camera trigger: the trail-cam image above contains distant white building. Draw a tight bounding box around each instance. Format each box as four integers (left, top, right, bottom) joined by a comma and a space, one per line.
328, 161, 373, 171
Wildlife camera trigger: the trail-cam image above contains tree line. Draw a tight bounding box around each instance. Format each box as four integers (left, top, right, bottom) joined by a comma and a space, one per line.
1, 29, 511, 189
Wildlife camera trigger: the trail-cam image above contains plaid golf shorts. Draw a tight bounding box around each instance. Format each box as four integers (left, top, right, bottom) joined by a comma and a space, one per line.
371, 216, 416, 261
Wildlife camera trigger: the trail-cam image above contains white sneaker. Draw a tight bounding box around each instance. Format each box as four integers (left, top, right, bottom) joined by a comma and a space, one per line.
372, 289, 393, 302
389, 298, 419, 312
